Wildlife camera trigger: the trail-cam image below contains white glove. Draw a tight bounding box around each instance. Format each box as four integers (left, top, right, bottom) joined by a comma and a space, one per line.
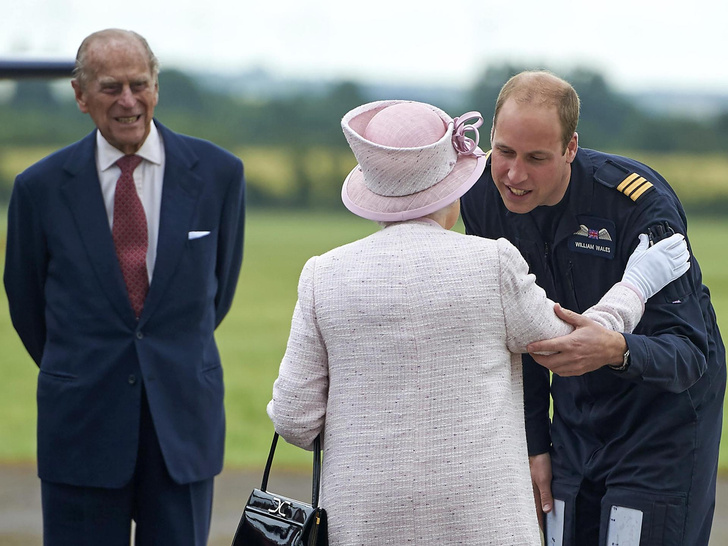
621, 233, 691, 301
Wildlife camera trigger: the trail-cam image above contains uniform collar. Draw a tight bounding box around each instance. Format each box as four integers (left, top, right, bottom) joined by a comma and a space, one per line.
550, 147, 594, 244
568, 147, 597, 216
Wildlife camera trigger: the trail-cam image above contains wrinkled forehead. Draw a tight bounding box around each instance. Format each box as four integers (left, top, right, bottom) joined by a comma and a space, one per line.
85, 37, 154, 80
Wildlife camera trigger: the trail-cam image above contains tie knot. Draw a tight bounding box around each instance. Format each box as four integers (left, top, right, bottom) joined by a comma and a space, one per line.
116, 155, 143, 174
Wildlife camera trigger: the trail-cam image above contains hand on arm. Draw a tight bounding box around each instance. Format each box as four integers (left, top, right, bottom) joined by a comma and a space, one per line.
527, 305, 627, 376
621, 233, 690, 302
527, 232, 689, 376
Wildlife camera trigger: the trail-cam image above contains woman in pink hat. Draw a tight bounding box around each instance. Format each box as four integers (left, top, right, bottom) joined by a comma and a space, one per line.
267, 100, 689, 545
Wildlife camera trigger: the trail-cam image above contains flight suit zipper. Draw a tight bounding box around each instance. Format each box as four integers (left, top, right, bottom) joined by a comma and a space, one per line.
565, 260, 581, 312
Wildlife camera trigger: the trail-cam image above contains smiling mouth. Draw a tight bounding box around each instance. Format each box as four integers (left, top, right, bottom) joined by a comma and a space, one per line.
508, 186, 530, 197
116, 115, 141, 124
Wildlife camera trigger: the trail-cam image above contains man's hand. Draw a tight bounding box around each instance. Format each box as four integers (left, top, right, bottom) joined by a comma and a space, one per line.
527, 304, 626, 376
530, 452, 553, 530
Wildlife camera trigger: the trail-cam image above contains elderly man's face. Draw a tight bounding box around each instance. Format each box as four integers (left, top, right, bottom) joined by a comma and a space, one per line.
72, 36, 158, 155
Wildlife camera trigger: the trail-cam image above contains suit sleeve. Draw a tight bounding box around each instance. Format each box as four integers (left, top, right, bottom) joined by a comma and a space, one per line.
213, 157, 245, 327
267, 257, 328, 451
3, 174, 48, 365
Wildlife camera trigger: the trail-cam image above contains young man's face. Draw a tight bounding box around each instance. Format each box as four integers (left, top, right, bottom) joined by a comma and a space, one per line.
490, 99, 578, 214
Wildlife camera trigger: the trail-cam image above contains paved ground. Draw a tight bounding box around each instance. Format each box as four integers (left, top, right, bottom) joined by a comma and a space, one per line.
2, 463, 727, 545
0, 463, 312, 546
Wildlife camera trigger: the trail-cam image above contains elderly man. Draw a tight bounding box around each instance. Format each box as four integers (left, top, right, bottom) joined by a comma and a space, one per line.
4, 29, 245, 545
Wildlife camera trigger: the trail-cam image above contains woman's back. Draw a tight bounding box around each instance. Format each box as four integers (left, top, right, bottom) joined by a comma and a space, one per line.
272, 220, 550, 545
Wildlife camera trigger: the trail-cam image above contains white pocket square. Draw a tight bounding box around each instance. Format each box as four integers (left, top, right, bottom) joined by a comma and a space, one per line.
188, 230, 211, 240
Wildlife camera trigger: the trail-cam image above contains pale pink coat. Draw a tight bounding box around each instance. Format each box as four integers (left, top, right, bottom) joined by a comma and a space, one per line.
268, 219, 643, 545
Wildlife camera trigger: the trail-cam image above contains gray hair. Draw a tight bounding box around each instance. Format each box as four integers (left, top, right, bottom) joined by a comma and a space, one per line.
73, 29, 159, 90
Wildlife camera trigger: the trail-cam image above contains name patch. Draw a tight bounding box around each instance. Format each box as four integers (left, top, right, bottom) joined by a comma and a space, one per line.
568, 216, 616, 259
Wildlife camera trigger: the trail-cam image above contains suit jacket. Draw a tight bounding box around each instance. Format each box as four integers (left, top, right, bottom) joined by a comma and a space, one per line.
267, 220, 642, 545
4, 121, 245, 488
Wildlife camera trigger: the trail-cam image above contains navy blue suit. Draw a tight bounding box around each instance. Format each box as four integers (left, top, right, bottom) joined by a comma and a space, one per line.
4, 120, 245, 542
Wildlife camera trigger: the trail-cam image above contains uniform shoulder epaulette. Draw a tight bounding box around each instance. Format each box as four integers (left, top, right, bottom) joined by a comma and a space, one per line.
594, 159, 655, 203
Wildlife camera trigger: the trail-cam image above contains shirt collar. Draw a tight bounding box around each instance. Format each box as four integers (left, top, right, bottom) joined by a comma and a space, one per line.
97, 121, 164, 172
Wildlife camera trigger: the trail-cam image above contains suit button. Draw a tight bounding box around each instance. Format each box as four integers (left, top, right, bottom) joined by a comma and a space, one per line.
136, 331, 144, 339
128, 374, 137, 385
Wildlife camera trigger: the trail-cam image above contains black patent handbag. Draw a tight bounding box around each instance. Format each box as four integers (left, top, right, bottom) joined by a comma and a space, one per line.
231, 432, 328, 546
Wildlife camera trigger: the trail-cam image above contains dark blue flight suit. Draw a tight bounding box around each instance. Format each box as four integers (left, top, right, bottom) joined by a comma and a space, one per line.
460, 147, 726, 545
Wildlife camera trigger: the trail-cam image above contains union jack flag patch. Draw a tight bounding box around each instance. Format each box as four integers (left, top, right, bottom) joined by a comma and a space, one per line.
568, 216, 616, 259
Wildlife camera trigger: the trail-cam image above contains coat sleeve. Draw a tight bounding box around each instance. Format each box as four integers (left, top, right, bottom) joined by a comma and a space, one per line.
3, 173, 48, 365
518, 281, 645, 454
497, 238, 645, 455
213, 157, 245, 327
498, 239, 643, 354
617, 200, 718, 393
267, 256, 329, 451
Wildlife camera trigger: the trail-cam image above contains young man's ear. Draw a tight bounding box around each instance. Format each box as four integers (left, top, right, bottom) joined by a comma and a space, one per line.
565, 132, 578, 163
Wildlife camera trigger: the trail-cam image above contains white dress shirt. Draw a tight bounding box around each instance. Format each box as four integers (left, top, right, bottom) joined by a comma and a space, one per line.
96, 122, 165, 282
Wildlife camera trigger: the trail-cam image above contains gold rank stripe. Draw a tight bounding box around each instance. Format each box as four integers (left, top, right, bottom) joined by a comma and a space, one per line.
616, 173, 653, 201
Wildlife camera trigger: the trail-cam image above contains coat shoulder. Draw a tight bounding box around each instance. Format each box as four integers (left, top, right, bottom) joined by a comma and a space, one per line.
584, 148, 673, 206
18, 138, 86, 179
159, 123, 241, 167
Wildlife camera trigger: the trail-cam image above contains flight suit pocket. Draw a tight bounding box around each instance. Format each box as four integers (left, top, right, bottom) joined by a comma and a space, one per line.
601, 486, 687, 546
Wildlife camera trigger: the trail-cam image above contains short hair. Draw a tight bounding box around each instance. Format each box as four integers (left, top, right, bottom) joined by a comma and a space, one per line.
492, 70, 580, 152
73, 29, 159, 90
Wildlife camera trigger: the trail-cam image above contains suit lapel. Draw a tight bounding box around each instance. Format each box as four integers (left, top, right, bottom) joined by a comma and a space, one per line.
60, 131, 135, 323
140, 124, 202, 323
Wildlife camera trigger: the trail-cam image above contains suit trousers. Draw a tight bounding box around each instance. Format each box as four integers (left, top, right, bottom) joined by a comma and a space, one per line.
41, 385, 215, 546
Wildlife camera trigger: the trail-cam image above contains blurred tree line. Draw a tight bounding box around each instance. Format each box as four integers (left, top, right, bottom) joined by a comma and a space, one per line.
1, 63, 727, 210
468, 64, 728, 152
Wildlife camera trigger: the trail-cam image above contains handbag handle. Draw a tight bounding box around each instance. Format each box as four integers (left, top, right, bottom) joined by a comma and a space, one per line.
260, 432, 322, 508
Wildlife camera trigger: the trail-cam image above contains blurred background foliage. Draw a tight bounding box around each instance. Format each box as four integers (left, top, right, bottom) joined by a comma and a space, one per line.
1, 63, 727, 214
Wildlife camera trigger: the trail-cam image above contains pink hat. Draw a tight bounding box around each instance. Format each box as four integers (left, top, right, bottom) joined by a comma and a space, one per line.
341, 100, 486, 222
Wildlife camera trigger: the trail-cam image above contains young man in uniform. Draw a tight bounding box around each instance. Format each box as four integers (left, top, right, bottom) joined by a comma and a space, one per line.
461, 70, 725, 545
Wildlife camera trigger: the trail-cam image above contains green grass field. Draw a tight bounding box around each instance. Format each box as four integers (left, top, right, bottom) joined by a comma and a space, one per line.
1, 210, 727, 471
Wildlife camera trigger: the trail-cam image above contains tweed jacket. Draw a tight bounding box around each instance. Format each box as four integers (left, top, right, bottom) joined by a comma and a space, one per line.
268, 219, 642, 546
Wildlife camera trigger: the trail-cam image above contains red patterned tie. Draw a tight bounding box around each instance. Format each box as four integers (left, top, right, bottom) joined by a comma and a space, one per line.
113, 155, 148, 318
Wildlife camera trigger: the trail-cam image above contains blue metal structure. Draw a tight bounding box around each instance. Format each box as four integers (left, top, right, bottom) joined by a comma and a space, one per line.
0, 59, 75, 79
